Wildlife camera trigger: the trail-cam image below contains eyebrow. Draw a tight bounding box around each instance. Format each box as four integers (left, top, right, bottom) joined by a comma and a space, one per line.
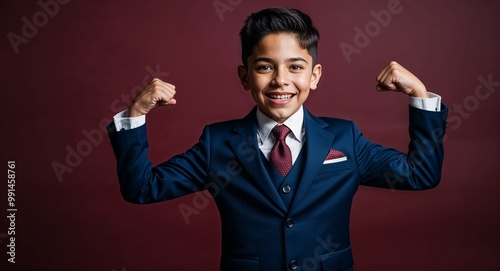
253, 57, 308, 64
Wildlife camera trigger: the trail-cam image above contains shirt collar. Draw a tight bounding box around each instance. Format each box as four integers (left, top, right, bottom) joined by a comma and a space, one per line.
256, 106, 304, 144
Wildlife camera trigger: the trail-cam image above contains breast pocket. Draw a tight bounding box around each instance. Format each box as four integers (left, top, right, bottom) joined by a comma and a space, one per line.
317, 159, 353, 175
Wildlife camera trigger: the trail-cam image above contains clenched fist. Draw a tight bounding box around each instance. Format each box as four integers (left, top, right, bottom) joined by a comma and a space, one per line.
376, 61, 428, 98
127, 78, 177, 117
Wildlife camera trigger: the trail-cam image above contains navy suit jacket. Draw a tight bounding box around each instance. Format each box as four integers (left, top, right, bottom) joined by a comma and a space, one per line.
109, 105, 448, 271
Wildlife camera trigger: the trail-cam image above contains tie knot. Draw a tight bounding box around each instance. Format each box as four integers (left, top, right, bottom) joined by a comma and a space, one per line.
272, 125, 291, 141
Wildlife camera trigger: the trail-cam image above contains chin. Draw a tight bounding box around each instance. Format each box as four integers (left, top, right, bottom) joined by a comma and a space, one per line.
270, 112, 291, 123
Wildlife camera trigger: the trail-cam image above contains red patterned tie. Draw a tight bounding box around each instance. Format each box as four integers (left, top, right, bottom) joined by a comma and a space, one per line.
270, 125, 292, 176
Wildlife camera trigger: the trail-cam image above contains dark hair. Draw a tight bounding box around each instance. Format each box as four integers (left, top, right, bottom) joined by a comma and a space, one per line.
239, 7, 320, 68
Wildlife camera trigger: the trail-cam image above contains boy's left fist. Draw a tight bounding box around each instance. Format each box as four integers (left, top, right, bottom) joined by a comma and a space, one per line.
376, 61, 428, 98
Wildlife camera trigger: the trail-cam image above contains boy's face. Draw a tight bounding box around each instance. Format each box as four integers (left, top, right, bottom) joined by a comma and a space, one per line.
238, 33, 322, 123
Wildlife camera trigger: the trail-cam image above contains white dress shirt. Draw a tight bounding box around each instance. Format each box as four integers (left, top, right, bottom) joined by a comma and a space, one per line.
112, 93, 442, 165
256, 106, 305, 164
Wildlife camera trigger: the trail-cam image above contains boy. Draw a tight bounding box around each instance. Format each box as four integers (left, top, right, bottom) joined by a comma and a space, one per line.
108, 7, 447, 271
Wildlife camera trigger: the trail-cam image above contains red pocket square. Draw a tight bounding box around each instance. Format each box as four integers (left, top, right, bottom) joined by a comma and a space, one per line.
325, 149, 346, 160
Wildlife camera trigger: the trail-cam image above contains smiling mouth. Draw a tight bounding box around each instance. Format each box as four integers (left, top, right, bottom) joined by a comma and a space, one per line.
267, 94, 295, 100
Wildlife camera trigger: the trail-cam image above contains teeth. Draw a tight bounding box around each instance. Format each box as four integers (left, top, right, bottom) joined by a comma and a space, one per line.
269, 94, 292, 100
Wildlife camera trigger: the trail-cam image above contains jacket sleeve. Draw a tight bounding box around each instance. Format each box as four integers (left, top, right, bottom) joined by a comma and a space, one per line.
355, 105, 448, 190
108, 124, 211, 203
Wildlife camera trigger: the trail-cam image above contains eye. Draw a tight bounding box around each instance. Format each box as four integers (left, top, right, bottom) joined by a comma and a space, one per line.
257, 64, 273, 71
290, 65, 304, 71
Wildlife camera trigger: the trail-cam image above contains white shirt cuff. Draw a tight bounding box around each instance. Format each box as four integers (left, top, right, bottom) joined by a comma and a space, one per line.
113, 110, 146, 131
409, 92, 441, 111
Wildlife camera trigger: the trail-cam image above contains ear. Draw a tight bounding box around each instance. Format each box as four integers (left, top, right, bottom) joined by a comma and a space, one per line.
309, 64, 322, 90
238, 65, 251, 90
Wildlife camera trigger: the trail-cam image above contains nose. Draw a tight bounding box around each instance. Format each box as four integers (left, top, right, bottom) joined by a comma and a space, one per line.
271, 66, 290, 88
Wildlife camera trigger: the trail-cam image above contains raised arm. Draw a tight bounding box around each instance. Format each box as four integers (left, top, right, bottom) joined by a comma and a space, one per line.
356, 61, 448, 190
108, 78, 211, 204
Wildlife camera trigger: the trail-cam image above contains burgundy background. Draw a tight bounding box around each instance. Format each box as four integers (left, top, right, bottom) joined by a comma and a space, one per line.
1, 0, 499, 270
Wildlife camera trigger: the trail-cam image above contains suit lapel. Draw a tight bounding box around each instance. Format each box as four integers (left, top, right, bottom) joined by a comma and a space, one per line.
228, 108, 287, 213
289, 108, 335, 210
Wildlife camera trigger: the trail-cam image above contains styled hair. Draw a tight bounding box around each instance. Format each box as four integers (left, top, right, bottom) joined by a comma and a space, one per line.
239, 7, 320, 68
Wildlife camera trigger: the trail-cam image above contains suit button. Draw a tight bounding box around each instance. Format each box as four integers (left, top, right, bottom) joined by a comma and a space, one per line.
282, 185, 291, 194
289, 260, 298, 270
285, 218, 294, 228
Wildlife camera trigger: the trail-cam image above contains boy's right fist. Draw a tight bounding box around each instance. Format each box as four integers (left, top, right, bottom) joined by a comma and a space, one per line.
127, 78, 177, 117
